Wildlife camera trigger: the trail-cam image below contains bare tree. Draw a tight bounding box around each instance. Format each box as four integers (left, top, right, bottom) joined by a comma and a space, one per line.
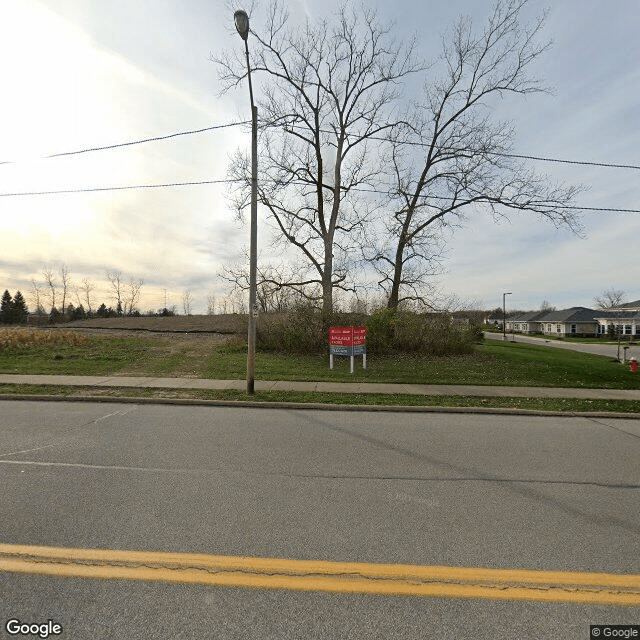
30, 278, 45, 315
216, 1, 422, 315
107, 271, 124, 316
221, 259, 314, 312
79, 278, 95, 314
540, 300, 556, 312
371, 0, 582, 309
206, 294, 216, 315
182, 290, 193, 316
594, 288, 626, 309
124, 278, 144, 316
42, 267, 56, 314
59, 264, 71, 320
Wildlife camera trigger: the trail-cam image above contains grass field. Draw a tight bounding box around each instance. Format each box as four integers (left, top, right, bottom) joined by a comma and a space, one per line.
1, 383, 639, 414
0, 326, 637, 389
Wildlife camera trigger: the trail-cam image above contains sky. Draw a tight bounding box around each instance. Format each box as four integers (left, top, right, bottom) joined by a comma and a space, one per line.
1, 0, 639, 315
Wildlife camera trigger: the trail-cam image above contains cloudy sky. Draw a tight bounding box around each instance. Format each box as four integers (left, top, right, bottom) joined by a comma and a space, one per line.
1, 0, 639, 314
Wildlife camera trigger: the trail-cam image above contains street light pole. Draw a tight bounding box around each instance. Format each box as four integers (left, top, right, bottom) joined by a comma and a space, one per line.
503, 292, 512, 341
234, 9, 258, 394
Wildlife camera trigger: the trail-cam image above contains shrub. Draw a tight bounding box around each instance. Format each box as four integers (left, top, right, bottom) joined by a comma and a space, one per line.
366, 309, 479, 356
257, 304, 366, 354
256, 305, 480, 356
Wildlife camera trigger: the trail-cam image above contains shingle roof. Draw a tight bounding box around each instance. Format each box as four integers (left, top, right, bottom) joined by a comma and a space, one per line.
511, 311, 549, 322
537, 307, 598, 322
613, 299, 640, 310
594, 310, 640, 320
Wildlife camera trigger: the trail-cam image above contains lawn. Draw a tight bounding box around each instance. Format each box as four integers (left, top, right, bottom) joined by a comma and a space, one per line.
0, 329, 637, 390
1, 384, 639, 414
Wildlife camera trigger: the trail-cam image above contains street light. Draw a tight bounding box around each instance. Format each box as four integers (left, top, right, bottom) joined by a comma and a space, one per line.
234, 9, 258, 394
503, 292, 512, 341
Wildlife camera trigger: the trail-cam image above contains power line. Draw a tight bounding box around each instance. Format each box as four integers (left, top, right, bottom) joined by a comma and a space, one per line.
2, 119, 639, 172
346, 185, 640, 213
287, 126, 640, 171
1, 178, 639, 213
393, 140, 640, 171
0, 179, 231, 197
495, 153, 640, 171
0, 121, 250, 164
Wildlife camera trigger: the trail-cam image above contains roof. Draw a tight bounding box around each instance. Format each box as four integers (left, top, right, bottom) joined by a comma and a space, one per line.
612, 299, 640, 311
510, 311, 549, 322
593, 310, 640, 320
536, 307, 599, 322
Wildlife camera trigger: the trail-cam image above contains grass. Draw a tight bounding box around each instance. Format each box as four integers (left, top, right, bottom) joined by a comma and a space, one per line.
0, 328, 638, 391
0, 334, 151, 376
1, 384, 639, 414
202, 339, 639, 389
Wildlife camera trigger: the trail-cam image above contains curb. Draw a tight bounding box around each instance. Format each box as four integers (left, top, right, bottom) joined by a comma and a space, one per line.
1, 392, 638, 419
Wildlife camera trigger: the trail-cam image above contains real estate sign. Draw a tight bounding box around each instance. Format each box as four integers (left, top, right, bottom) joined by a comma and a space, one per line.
329, 326, 367, 372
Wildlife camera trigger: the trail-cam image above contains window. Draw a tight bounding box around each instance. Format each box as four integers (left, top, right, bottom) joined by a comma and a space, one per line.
571, 324, 577, 334
556, 324, 562, 333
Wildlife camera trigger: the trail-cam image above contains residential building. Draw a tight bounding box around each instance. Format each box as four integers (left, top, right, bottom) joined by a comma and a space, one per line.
593, 300, 640, 337
502, 300, 640, 338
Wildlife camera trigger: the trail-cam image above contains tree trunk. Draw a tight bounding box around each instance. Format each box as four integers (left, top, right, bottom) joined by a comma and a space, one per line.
387, 237, 407, 310
322, 241, 333, 317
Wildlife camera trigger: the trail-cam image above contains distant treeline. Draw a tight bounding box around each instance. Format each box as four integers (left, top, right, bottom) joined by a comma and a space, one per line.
0, 289, 178, 325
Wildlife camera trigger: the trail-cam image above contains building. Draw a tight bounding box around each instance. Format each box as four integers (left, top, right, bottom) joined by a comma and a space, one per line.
505, 307, 602, 337
502, 300, 640, 338
593, 300, 640, 338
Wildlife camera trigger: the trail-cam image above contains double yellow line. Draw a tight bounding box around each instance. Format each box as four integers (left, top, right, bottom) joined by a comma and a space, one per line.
1, 543, 639, 606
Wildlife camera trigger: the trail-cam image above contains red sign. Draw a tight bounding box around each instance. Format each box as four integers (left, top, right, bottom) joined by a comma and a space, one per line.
329, 326, 366, 346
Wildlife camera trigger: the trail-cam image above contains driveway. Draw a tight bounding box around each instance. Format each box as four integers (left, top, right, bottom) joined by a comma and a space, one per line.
485, 331, 639, 361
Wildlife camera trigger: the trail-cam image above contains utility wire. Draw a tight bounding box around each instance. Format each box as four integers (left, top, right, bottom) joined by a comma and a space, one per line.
2, 120, 639, 171
0, 121, 250, 164
1, 178, 639, 213
286, 125, 640, 171
0, 180, 230, 197
494, 153, 640, 171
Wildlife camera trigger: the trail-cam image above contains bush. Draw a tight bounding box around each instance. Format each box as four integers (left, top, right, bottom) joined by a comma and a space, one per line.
257, 304, 366, 354
256, 305, 481, 356
366, 308, 480, 356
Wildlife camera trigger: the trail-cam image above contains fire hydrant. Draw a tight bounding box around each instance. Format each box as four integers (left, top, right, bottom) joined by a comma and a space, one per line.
631, 358, 638, 373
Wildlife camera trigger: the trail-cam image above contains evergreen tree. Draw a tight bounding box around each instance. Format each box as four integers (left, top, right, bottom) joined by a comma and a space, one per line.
12, 291, 28, 324
72, 304, 86, 320
0, 290, 13, 324
96, 303, 108, 318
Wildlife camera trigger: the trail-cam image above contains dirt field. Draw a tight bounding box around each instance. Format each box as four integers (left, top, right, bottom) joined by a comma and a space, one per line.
49, 314, 248, 339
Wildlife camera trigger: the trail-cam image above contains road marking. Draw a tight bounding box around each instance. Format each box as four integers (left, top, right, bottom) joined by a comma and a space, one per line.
1, 543, 639, 606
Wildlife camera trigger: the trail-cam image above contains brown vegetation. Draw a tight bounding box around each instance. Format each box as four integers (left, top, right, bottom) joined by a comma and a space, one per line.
0, 328, 89, 351
63, 314, 248, 335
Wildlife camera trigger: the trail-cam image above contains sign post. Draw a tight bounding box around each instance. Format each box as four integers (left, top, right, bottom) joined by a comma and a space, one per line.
329, 326, 367, 373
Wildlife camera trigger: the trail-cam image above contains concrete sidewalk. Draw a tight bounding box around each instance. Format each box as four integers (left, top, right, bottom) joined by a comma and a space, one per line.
1, 373, 639, 400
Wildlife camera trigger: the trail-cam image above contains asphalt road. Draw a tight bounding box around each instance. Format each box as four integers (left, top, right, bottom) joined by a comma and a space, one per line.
1, 401, 639, 639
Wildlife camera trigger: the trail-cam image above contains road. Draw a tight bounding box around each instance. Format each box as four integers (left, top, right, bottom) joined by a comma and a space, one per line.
1, 401, 639, 639
485, 330, 640, 360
